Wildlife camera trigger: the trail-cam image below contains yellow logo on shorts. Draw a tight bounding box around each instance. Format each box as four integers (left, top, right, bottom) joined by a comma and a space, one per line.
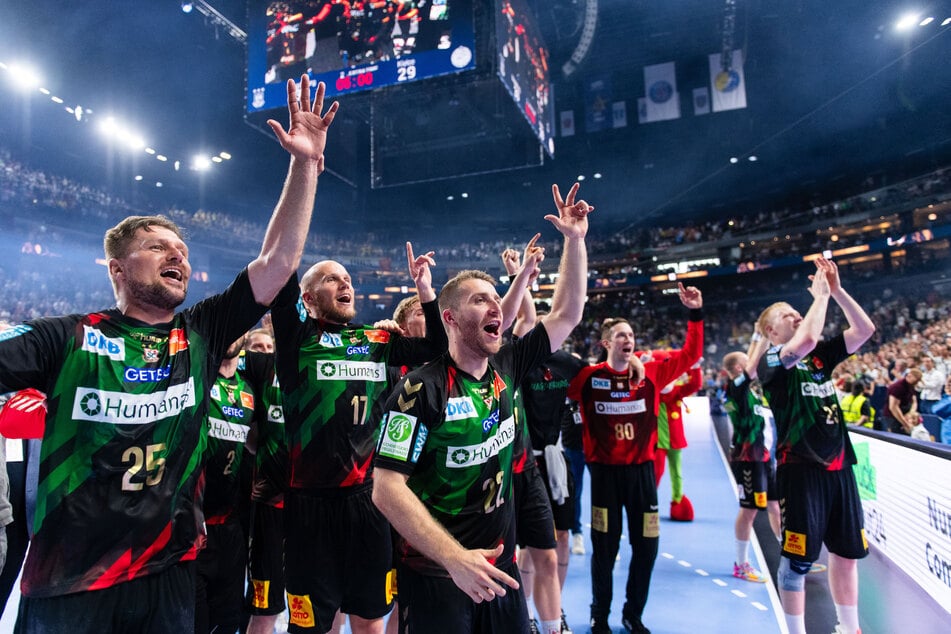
754, 491, 767, 509
385, 568, 398, 604
643, 512, 660, 538
784, 530, 806, 557
288, 593, 316, 628
251, 579, 270, 609
861, 528, 868, 550
592, 506, 608, 533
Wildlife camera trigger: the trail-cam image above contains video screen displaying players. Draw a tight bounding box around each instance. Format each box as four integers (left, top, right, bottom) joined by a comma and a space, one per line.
247, 0, 476, 110
495, 0, 555, 157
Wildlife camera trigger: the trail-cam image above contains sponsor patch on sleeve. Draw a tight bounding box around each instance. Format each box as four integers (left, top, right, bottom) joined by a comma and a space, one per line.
378, 411, 418, 461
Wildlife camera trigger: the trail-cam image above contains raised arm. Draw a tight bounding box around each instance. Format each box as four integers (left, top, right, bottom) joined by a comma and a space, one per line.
407, 242, 437, 303
372, 468, 519, 602
744, 328, 770, 379
500, 234, 543, 336
778, 261, 831, 368
823, 258, 875, 354
247, 75, 339, 305
539, 183, 592, 352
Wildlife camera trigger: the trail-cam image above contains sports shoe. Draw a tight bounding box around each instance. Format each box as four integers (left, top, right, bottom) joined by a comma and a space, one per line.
589, 616, 611, 634
530, 618, 541, 634
733, 561, 767, 583
809, 562, 828, 574
621, 615, 651, 633
571, 532, 586, 555
561, 609, 573, 634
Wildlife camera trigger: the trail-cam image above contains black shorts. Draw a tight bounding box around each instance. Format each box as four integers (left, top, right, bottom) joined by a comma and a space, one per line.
245, 502, 286, 616
731, 460, 776, 509
535, 450, 576, 532
778, 464, 869, 563
397, 561, 529, 634
514, 467, 557, 549
197, 520, 248, 633
284, 483, 394, 633
16, 561, 195, 634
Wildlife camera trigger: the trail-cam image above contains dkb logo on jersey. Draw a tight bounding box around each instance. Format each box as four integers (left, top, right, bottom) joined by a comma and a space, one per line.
378, 411, 418, 461
444, 396, 476, 421
81, 325, 125, 361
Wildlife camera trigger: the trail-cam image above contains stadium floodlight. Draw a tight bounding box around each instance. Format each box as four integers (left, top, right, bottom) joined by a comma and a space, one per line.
218, 151, 231, 160
919, 17, 934, 26
192, 155, 212, 171
181, 2, 194, 14
895, 13, 920, 31
6, 62, 42, 92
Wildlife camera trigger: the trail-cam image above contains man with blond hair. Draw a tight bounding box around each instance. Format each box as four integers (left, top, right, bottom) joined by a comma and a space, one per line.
753, 257, 875, 634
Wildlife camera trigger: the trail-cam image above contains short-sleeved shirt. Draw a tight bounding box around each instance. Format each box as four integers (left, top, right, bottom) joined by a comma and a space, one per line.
203, 371, 256, 523
520, 350, 585, 449
885, 378, 917, 415
568, 316, 703, 466
723, 371, 773, 463
374, 325, 551, 576
0, 269, 265, 598
757, 334, 853, 469
271, 273, 447, 490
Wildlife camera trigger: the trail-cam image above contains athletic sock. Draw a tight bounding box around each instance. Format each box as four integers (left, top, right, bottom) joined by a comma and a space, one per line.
734, 539, 750, 566
540, 619, 560, 634
834, 604, 860, 633
784, 613, 806, 634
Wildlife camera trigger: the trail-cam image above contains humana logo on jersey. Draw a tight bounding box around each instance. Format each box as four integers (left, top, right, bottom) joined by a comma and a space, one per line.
208, 417, 250, 442
595, 399, 646, 415
72, 377, 195, 425
446, 416, 515, 468
801, 381, 836, 398
316, 360, 385, 382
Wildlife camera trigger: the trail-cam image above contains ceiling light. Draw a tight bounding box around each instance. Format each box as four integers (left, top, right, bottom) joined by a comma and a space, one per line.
896, 13, 919, 31
577, 175, 585, 181
748, 155, 757, 162
729, 157, 739, 164
181, 2, 194, 13
192, 155, 212, 171
919, 17, 934, 26
134, 175, 143, 181
943, 18, 951, 26
593, 173, 602, 179
219, 151, 231, 160
6, 62, 42, 91
461, 192, 468, 198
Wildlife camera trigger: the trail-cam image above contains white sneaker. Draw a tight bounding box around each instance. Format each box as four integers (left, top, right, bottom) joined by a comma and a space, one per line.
571, 532, 585, 555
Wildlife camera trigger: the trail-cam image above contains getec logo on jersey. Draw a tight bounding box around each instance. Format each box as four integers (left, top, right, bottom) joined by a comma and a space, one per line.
72, 377, 195, 425
378, 411, 418, 461
445, 396, 477, 421
208, 417, 251, 443
592, 377, 612, 390
316, 360, 385, 382
81, 325, 125, 361
595, 399, 646, 415
801, 380, 836, 399
446, 415, 515, 468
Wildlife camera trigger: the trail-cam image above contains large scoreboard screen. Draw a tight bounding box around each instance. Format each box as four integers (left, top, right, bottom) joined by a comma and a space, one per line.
496, 0, 554, 157
247, 0, 477, 111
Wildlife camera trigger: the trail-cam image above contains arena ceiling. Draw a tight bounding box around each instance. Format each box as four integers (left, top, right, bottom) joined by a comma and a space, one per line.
1, 1, 950, 239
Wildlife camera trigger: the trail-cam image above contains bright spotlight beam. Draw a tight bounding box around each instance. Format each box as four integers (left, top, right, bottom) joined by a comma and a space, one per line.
6, 62, 42, 92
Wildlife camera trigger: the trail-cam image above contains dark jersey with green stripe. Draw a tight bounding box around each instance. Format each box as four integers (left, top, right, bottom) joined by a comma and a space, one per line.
0, 269, 264, 598
723, 370, 773, 462
203, 371, 255, 522
374, 325, 551, 576
757, 334, 853, 469
272, 274, 447, 490
240, 351, 287, 507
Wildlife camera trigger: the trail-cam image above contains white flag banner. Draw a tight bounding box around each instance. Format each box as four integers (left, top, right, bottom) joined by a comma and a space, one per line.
612, 101, 628, 128
560, 109, 575, 137
637, 98, 647, 124
693, 87, 710, 116
709, 49, 747, 112
643, 62, 680, 122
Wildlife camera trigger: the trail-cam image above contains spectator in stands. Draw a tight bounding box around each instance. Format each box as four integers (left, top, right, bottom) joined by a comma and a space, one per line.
917, 356, 945, 414
882, 368, 922, 435
840, 382, 874, 429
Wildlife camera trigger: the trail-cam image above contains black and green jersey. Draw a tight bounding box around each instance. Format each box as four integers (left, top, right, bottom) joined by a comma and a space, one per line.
203, 371, 255, 522
240, 351, 287, 507
0, 269, 265, 598
520, 350, 585, 449
272, 274, 447, 489
374, 325, 551, 576
723, 370, 773, 463
757, 334, 853, 469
